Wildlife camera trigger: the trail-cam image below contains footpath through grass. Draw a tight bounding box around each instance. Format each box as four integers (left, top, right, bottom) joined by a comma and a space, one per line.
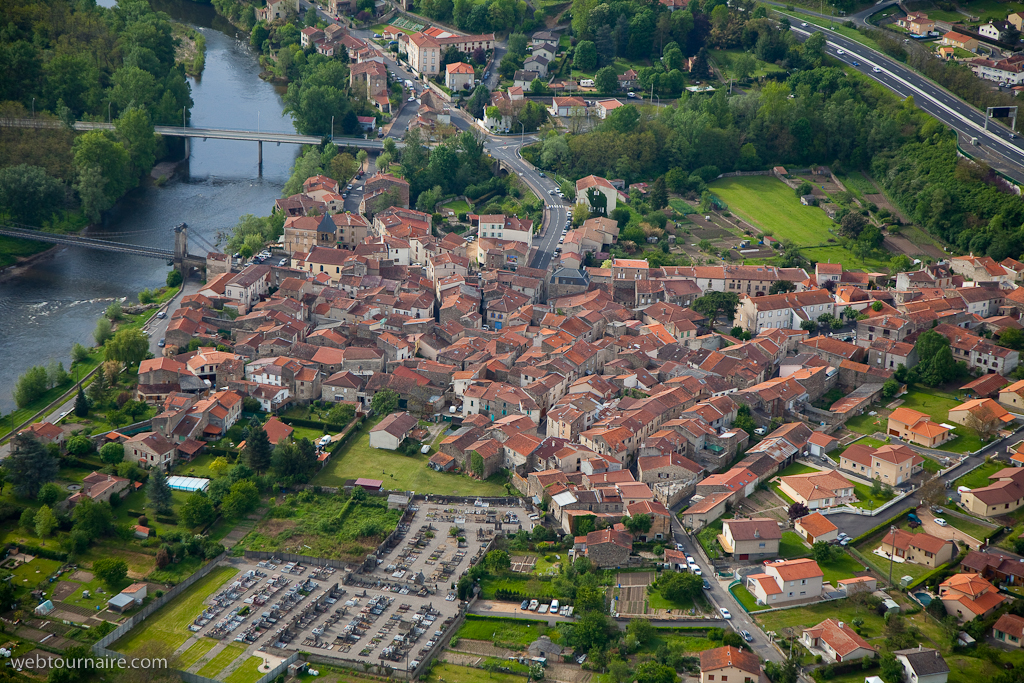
113, 565, 238, 656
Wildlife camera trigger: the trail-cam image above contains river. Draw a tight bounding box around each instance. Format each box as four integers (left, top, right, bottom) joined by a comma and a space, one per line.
0, 0, 300, 415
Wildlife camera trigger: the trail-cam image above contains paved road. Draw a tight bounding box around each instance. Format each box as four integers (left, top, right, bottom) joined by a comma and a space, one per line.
785, 21, 1024, 181
670, 516, 784, 663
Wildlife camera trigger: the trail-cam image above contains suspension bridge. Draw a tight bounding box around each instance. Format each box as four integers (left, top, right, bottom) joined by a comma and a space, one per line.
0, 223, 213, 272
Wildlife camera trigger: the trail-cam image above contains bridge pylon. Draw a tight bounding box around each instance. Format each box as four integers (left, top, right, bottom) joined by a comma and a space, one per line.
173, 223, 189, 271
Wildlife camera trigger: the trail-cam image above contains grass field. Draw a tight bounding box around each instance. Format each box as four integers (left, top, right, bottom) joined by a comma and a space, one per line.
314, 420, 506, 496
852, 480, 896, 510
845, 412, 887, 435
779, 531, 810, 558
818, 553, 867, 585
175, 639, 217, 669
478, 574, 559, 600
425, 663, 524, 683
955, 461, 1004, 489
730, 584, 768, 612
455, 617, 552, 647
113, 566, 238, 656
197, 643, 248, 678
647, 588, 695, 612
709, 49, 786, 79
755, 597, 889, 635
650, 628, 722, 652
708, 176, 838, 244
224, 656, 265, 683
800, 244, 892, 272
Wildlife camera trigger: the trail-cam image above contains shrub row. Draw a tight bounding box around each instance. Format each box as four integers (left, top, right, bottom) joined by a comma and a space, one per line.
279, 416, 346, 431
13, 543, 69, 563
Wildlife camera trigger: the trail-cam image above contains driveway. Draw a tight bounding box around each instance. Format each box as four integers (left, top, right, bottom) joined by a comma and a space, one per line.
916, 508, 987, 549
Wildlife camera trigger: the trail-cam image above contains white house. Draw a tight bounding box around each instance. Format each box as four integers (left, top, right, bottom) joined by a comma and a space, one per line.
575, 175, 618, 215
735, 289, 836, 333
369, 412, 418, 450
895, 647, 949, 683
478, 214, 533, 247
802, 619, 878, 663
548, 96, 587, 118
745, 558, 824, 607
445, 61, 475, 91
224, 264, 271, 313
594, 99, 624, 119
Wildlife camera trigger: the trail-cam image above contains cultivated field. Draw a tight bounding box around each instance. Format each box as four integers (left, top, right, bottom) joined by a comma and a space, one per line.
707, 176, 838, 244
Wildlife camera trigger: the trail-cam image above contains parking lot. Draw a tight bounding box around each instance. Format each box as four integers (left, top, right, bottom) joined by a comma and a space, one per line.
161, 502, 524, 675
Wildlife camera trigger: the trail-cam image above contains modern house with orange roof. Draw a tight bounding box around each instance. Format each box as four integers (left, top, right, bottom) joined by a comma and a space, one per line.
794, 512, 838, 544
939, 573, 1008, 620
879, 529, 957, 568
948, 398, 1015, 434
699, 646, 762, 683
838, 443, 923, 485
802, 619, 877, 662
887, 406, 954, 448
778, 470, 855, 510
961, 467, 1024, 516
745, 558, 824, 607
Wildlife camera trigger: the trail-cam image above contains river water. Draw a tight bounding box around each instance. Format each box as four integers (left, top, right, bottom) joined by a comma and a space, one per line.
0, 0, 299, 414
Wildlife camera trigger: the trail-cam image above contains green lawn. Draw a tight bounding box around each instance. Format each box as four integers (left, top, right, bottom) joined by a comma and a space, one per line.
800, 244, 892, 272
852, 481, 896, 510
940, 513, 995, 543
955, 461, 1004, 489
10, 558, 62, 593
478, 575, 557, 600
313, 419, 506, 496
777, 463, 822, 477
730, 584, 769, 612
441, 199, 471, 214
650, 628, 722, 652
455, 617, 551, 647
818, 552, 867, 585
224, 656, 265, 683
845, 412, 886, 436
175, 639, 217, 669
755, 597, 888, 635
113, 566, 239, 656
196, 643, 248, 678
425, 663, 525, 683
648, 587, 695, 613
709, 49, 787, 79
779, 531, 810, 558
708, 176, 839, 244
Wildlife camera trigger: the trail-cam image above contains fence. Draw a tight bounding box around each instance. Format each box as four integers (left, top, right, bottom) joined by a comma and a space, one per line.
92, 419, 152, 441
818, 488, 914, 517
242, 551, 352, 569
93, 552, 229, 658
178, 654, 298, 683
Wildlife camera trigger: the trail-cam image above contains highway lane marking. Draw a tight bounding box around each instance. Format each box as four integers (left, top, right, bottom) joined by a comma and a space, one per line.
803, 28, 1023, 158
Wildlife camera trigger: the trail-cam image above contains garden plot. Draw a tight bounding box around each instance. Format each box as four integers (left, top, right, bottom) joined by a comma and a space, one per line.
509, 556, 536, 573
615, 572, 653, 616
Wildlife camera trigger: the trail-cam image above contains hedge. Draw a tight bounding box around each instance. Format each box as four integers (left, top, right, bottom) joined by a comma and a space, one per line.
13, 544, 69, 563
328, 416, 367, 457
908, 560, 959, 590
280, 417, 347, 431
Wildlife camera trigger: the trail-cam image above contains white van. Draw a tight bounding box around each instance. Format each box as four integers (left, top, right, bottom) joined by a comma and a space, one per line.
550, 599, 560, 612
580, 79, 594, 87
318, 435, 332, 448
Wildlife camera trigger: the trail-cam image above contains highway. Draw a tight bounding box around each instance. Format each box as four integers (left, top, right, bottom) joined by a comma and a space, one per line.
786, 21, 1024, 181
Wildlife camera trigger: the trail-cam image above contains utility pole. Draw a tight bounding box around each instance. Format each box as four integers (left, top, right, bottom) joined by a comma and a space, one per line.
887, 525, 897, 587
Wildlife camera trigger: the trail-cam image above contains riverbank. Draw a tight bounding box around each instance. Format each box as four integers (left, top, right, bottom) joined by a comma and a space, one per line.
173, 22, 208, 76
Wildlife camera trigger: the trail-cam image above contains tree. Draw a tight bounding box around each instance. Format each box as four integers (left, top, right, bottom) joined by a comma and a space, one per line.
872, 300, 884, 312
919, 477, 947, 506
74, 387, 89, 418
242, 419, 273, 474
914, 329, 961, 386
114, 106, 158, 180
626, 618, 654, 646
167, 269, 183, 287
623, 513, 653, 536
633, 662, 676, 683
94, 317, 113, 346
209, 457, 231, 478
882, 378, 899, 399
34, 505, 57, 538
650, 176, 667, 210
88, 364, 107, 402
38, 483, 64, 507
105, 328, 149, 366
100, 442, 125, 465
147, 468, 173, 514
507, 32, 529, 57
466, 84, 490, 119
690, 48, 709, 78
94, 558, 129, 590
595, 66, 618, 94
812, 540, 839, 563
486, 549, 511, 573
0, 164, 65, 226
371, 388, 400, 415
889, 254, 914, 274
222, 480, 260, 518
1000, 328, 1024, 351
839, 211, 868, 238
66, 435, 93, 457
7, 434, 60, 498
73, 130, 133, 206
800, 319, 818, 334
733, 52, 757, 81
13, 366, 49, 408
660, 572, 703, 602
692, 291, 740, 324
788, 502, 809, 520
180, 492, 216, 528
271, 439, 318, 483
879, 653, 904, 683
574, 40, 598, 72
770, 280, 796, 295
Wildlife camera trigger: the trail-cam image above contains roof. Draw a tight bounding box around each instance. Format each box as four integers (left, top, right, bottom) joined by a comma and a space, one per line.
994, 614, 1024, 640
808, 432, 839, 448
445, 61, 475, 74
771, 558, 824, 581
699, 646, 761, 675
371, 411, 418, 438
889, 407, 950, 438
804, 619, 877, 657
724, 518, 782, 541
780, 470, 854, 501
795, 512, 838, 537
894, 648, 950, 676
883, 529, 954, 555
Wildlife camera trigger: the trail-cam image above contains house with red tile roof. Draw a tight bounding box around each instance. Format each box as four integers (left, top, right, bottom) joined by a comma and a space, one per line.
880, 529, 957, 568
887, 407, 953, 448
746, 558, 824, 607
939, 573, 1008, 620
802, 619, 877, 662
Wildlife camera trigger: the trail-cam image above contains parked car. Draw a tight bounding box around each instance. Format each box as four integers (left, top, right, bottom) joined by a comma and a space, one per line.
720, 608, 732, 619
703, 579, 711, 590
158, 338, 165, 348
156, 311, 166, 319
742, 630, 753, 642
935, 518, 949, 527
529, 600, 539, 611
520, 600, 530, 610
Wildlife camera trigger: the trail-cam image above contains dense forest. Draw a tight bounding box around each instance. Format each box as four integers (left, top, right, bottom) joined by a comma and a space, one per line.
0, 0, 194, 230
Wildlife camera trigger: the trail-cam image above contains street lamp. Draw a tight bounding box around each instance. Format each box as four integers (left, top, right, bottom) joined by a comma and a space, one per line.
518, 121, 525, 150
31, 98, 35, 118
